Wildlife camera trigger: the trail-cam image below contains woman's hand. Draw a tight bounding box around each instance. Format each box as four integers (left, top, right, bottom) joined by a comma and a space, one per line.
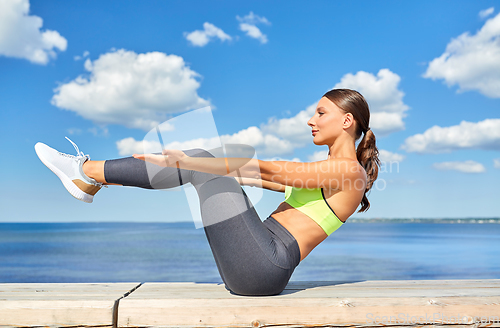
133, 149, 188, 167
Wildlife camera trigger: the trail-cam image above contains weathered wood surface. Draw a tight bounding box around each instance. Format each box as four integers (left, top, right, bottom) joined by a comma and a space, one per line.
0, 280, 499, 327
118, 280, 500, 327
0, 282, 140, 327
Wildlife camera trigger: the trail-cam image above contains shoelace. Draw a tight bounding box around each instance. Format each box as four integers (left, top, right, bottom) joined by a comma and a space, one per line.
65, 136, 91, 161
64, 137, 106, 188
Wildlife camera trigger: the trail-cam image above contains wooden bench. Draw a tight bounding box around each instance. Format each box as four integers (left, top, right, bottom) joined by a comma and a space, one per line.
1, 280, 499, 327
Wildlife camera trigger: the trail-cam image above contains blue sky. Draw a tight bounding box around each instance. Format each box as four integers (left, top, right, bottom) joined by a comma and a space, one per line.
1, 0, 499, 222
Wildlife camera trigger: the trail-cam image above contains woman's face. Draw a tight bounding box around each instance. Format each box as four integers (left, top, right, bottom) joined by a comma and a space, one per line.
307, 97, 348, 145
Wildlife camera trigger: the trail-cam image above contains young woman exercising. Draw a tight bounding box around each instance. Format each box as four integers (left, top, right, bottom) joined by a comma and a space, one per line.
35, 88, 380, 296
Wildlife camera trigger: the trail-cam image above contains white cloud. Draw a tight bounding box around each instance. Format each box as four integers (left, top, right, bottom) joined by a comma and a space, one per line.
88, 126, 109, 137
0, 0, 67, 64
239, 24, 268, 44
433, 160, 486, 173
67, 126, 108, 137
261, 102, 317, 147
494, 158, 500, 168
117, 99, 317, 157
117, 126, 293, 157
402, 119, 500, 153
237, 12, 270, 44
51, 49, 210, 130
479, 7, 495, 19
237, 11, 270, 25
423, 12, 500, 98
184, 22, 232, 47
220, 126, 293, 156
67, 128, 82, 135
333, 69, 410, 136
74, 50, 89, 61
117, 137, 162, 156
264, 156, 302, 162
379, 149, 405, 162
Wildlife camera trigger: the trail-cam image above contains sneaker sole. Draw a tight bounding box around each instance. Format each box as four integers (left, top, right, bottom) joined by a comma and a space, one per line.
35, 143, 95, 203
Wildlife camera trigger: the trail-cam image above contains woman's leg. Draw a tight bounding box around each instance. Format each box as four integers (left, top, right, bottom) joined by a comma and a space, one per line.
82, 161, 116, 185
97, 149, 301, 296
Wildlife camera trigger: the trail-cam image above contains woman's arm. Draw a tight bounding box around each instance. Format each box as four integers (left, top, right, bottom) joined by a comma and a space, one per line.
182, 156, 367, 191
134, 149, 366, 191
234, 177, 286, 192
258, 159, 367, 191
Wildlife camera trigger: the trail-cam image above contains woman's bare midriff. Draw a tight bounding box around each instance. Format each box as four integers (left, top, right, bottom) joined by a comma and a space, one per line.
270, 202, 330, 261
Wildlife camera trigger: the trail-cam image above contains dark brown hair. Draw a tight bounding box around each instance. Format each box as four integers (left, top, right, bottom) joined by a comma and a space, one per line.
323, 89, 380, 212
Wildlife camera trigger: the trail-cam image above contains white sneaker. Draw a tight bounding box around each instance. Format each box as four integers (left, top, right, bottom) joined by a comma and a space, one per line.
35, 137, 103, 203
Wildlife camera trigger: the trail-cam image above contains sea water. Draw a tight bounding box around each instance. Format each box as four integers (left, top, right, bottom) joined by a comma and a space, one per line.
0, 222, 499, 283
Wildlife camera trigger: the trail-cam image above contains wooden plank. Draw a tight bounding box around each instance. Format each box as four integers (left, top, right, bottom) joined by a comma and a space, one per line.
0, 282, 140, 326
0, 282, 143, 300
118, 280, 500, 298
1, 281, 499, 327
118, 280, 500, 327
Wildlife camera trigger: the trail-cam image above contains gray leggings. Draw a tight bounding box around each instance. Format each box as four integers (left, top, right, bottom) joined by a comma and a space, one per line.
104, 149, 301, 296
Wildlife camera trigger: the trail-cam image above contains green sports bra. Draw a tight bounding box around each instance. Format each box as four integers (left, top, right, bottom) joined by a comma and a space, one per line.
284, 186, 344, 236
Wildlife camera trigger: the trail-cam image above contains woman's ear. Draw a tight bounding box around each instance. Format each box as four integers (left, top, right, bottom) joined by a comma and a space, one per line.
343, 113, 354, 129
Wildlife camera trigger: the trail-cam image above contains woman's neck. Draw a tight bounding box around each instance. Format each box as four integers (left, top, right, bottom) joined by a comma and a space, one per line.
328, 135, 357, 160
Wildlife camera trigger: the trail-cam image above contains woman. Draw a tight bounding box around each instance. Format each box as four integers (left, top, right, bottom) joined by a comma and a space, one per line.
35, 88, 380, 296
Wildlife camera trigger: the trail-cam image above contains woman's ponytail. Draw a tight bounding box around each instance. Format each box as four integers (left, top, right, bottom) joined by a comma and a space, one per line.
356, 129, 380, 212
323, 88, 380, 213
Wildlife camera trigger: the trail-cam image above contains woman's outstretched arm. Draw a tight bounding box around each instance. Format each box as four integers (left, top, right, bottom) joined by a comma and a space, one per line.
133, 149, 366, 191
234, 177, 286, 192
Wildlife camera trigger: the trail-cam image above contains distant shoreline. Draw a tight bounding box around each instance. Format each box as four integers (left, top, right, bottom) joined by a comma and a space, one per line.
1, 218, 500, 224
346, 218, 500, 224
